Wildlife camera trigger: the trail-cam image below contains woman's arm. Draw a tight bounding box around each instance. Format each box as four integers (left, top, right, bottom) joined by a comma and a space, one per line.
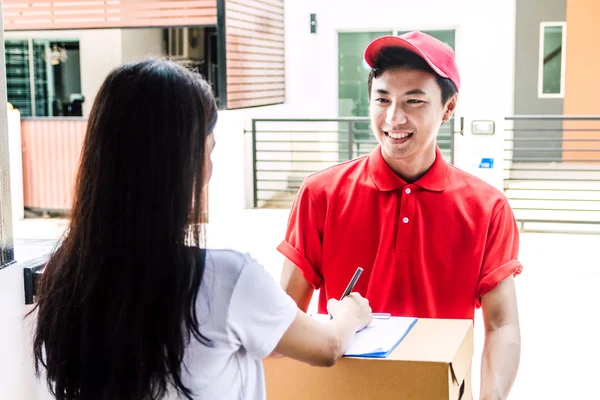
274, 294, 372, 367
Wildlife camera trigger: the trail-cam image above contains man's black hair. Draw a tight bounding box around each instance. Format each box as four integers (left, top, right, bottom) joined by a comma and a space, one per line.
367, 47, 457, 104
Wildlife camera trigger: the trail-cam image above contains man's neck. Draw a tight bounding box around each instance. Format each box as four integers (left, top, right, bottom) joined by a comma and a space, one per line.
383, 146, 437, 183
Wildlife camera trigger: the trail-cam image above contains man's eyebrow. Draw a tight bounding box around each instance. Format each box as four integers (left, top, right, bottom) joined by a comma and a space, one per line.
374, 88, 427, 96
404, 89, 427, 96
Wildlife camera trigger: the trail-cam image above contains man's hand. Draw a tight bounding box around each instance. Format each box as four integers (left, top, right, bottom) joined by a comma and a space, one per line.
480, 276, 521, 400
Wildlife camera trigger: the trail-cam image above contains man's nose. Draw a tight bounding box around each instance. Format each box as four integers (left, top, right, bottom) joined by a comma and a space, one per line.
386, 104, 408, 126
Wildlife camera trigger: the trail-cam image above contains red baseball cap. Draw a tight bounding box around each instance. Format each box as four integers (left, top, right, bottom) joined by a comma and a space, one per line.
364, 30, 460, 92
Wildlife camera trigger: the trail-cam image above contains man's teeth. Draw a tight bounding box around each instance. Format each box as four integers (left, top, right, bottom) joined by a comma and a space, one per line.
387, 132, 412, 139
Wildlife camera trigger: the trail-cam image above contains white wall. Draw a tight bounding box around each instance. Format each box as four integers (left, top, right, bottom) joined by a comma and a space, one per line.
121, 28, 165, 64
282, 0, 516, 183
0, 263, 53, 400
209, 104, 297, 221
4, 29, 123, 117
7, 107, 23, 221
0, 265, 36, 400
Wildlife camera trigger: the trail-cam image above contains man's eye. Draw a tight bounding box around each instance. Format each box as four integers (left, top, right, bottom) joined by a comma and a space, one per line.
407, 99, 424, 104
375, 98, 389, 103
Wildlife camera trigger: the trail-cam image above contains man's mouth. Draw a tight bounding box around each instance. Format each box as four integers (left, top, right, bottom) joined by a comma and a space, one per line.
385, 131, 413, 140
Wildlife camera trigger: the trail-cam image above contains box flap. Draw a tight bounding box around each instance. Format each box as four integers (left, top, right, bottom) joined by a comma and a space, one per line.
387, 319, 473, 363
449, 322, 474, 385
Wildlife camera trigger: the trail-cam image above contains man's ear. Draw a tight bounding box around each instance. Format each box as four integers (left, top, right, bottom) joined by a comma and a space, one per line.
442, 94, 458, 122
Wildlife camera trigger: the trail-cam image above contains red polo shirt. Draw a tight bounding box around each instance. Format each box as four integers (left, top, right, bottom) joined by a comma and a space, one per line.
277, 145, 522, 320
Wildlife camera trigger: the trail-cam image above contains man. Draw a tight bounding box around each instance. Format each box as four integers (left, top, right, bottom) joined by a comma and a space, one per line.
278, 31, 521, 400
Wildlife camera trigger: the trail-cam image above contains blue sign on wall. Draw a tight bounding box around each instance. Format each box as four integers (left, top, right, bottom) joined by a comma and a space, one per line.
479, 158, 494, 169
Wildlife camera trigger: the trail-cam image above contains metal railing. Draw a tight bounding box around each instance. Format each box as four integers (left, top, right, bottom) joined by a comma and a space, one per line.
250, 117, 456, 208
504, 115, 600, 232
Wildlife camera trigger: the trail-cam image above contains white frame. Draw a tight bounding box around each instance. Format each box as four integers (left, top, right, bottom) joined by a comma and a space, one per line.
538, 22, 567, 99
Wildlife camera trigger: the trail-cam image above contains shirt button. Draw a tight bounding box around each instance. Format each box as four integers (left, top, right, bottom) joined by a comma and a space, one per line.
405, 188, 411, 194
403, 217, 409, 224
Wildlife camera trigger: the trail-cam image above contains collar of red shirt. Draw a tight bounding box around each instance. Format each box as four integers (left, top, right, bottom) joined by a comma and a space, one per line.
367, 145, 449, 192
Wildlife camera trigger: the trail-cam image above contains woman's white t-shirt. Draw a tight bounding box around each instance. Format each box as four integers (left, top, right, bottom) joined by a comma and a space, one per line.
177, 249, 298, 400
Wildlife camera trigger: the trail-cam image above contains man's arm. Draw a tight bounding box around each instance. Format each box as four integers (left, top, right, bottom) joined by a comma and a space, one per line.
480, 275, 521, 400
280, 258, 314, 312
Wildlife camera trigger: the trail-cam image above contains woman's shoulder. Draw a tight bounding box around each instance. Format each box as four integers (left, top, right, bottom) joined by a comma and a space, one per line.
201, 249, 260, 291
186, 247, 272, 298
205, 249, 249, 276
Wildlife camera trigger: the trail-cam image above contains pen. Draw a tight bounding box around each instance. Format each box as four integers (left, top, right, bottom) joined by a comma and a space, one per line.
340, 266, 364, 301
330, 266, 363, 320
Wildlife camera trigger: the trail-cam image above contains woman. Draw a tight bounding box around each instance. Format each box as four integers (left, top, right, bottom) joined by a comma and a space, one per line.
31, 59, 372, 400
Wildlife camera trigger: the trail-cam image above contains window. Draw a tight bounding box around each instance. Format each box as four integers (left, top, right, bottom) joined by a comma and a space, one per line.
164, 27, 222, 107
4, 39, 82, 117
538, 22, 566, 98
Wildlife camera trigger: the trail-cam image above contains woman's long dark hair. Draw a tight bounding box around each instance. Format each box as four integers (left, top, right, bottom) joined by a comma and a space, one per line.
31, 59, 218, 400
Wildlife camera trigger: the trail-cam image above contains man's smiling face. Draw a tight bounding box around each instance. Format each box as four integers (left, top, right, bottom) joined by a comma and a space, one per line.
369, 66, 456, 165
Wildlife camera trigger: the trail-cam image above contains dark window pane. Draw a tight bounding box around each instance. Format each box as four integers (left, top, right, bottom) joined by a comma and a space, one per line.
542, 25, 563, 95
4, 40, 32, 117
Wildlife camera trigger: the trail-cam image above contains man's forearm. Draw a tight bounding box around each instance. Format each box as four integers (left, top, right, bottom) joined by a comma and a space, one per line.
480, 324, 521, 400
280, 258, 314, 312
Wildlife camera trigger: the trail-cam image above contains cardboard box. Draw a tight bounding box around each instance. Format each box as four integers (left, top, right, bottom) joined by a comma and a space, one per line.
263, 318, 474, 400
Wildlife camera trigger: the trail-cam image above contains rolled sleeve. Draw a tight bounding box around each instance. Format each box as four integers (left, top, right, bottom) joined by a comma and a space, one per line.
476, 200, 523, 308
277, 241, 323, 289
277, 183, 325, 290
